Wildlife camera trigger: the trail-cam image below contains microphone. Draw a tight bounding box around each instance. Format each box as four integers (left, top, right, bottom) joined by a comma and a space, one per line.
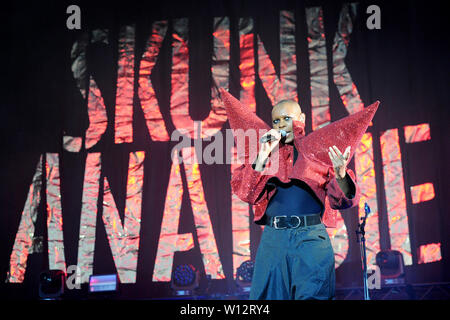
364, 203, 371, 216
260, 130, 287, 143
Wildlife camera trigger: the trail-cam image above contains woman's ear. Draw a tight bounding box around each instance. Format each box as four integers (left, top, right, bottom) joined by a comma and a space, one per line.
300, 112, 306, 123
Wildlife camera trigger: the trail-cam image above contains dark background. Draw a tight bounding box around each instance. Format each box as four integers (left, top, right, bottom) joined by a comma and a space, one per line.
0, 0, 449, 299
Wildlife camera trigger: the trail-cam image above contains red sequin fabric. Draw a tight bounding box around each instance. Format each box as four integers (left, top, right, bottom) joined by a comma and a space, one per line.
220, 88, 379, 228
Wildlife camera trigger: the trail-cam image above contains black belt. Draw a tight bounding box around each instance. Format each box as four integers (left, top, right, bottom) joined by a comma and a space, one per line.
265, 214, 322, 229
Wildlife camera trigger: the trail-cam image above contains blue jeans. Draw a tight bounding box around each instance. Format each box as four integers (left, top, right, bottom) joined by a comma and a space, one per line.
249, 223, 335, 300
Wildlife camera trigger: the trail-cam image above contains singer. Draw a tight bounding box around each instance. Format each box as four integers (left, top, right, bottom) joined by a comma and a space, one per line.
220, 89, 379, 300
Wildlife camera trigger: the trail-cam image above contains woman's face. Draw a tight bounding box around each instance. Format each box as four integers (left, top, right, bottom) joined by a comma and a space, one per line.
271, 101, 305, 144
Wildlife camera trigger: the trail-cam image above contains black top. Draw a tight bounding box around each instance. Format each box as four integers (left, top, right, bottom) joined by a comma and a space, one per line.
265, 146, 323, 217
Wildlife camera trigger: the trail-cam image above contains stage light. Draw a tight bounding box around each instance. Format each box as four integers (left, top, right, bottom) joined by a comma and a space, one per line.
236, 260, 254, 293
89, 274, 119, 293
39, 270, 65, 300
171, 264, 199, 296
376, 250, 406, 287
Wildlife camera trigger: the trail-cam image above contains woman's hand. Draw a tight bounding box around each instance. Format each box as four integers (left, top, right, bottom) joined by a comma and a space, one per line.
328, 145, 351, 179
253, 129, 282, 171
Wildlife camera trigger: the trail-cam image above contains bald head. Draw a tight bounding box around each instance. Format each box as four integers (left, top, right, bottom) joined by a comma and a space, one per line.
273, 100, 302, 116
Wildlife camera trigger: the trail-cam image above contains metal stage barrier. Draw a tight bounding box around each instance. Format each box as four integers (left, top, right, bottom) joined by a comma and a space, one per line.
154, 282, 450, 300
334, 282, 450, 300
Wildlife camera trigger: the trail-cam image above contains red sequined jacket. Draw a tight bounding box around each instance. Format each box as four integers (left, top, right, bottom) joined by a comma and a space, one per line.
230, 140, 361, 228
220, 88, 378, 228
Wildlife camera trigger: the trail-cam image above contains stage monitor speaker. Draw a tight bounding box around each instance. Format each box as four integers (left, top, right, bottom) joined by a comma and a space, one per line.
171, 264, 199, 296
235, 260, 254, 293
376, 250, 406, 287
89, 274, 118, 293
39, 270, 65, 299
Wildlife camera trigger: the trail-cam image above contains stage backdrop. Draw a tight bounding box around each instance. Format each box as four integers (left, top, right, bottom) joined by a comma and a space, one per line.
1, 0, 449, 299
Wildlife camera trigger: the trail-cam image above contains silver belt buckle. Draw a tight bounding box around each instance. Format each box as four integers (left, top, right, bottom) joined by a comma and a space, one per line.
273, 216, 287, 229
291, 215, 301, 228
